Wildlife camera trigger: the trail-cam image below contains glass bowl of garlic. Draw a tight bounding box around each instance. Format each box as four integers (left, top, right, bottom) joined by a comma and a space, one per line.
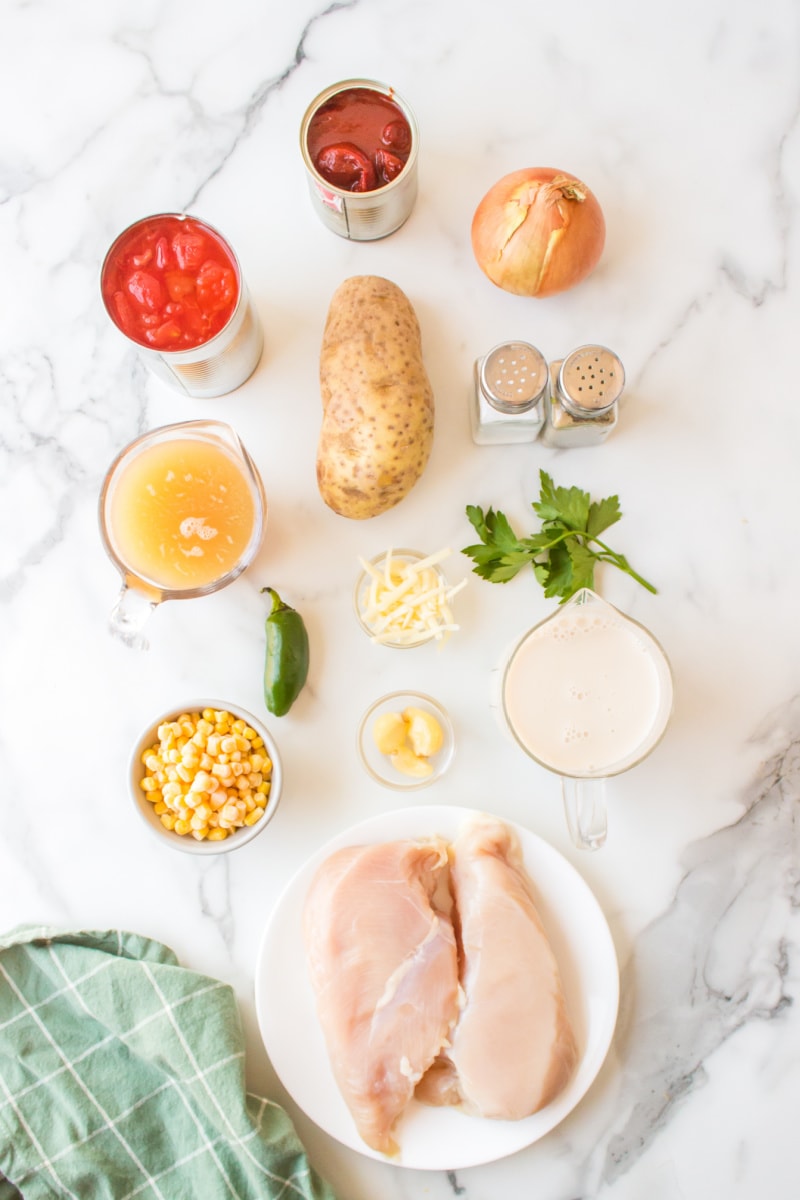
357, 691, 455, 790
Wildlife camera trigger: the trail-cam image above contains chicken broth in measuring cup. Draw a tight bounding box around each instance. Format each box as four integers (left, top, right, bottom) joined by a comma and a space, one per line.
99, 420, 266, 648
108, 437, 256, 592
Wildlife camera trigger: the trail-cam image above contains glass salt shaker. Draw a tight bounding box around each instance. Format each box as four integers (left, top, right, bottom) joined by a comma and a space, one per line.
470, 341, 549, 445
541, 345, 625, 447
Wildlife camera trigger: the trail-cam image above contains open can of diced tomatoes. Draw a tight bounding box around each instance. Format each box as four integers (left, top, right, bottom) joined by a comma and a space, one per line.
100, 213, 264, 399
300, 79, 419, 241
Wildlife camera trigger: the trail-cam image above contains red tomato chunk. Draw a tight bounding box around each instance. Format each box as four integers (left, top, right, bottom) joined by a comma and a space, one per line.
102, 215, 240, 350
307, 87, 412, 193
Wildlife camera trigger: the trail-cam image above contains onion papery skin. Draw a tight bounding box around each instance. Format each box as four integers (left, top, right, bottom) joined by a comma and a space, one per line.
471, 167, 606, 298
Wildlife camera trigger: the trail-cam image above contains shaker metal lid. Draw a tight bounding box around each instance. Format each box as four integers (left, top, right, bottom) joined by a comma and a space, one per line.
558, 345, 625, 414
480, 342, 548, 411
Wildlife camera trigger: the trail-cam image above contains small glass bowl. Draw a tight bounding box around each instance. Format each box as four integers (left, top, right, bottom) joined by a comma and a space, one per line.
357, 691, 455, 791
129, 699, 282, 855
354, 549, 455, 649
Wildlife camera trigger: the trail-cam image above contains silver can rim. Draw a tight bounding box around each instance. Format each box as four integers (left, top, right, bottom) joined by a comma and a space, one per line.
300, 78, 419, 199
100, 212, 247, 358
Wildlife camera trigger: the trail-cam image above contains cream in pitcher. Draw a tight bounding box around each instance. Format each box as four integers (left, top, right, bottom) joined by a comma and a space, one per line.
502, 589, 673, 849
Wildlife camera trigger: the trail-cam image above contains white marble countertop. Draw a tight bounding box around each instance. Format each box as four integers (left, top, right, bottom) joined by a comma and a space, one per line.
2, 1, 798, 1196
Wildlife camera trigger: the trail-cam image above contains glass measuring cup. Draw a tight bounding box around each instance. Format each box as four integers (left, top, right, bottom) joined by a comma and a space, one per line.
99, 420, 266, 648
501, 588, 673, 850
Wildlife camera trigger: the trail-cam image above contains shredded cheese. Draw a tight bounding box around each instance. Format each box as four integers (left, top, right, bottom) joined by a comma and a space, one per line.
357, 549, 467, 646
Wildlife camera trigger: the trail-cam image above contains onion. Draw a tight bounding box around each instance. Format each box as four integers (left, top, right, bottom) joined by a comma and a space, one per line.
471, 167, 605, 298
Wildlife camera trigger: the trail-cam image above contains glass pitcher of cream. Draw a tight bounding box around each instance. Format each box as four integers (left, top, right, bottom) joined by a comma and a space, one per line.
501, 588, 673, 850
99, 420, 266, 649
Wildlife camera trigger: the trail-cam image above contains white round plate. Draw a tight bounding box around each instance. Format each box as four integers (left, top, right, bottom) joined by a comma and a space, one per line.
254, 805, 619, 1170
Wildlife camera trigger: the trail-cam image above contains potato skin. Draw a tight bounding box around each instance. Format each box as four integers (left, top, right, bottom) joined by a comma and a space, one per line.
316, 275, 434, 519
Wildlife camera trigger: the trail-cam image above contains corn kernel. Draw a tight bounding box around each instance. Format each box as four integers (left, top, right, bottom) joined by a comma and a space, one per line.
140, 776, 158, 792
191, 828, 208, 841
220, 736, 237, 755
221, 803, 240, 824
202, 708, 215, 721
194, 803, 212, 822
160, 812, 177, 831
244, 727, 257, 741
145, 754, 161, 772
244, 807, 265, 826
175, 764, 192, 784
174, 818, 192, 836
252, 737, 264, 749
257, 781, 271, 795
153, 801, 168, 815
207, 828, 229, 841
231, 718, 246, 733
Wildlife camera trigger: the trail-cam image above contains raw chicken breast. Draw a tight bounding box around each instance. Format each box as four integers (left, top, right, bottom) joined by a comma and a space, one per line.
417, 815, 577, 1120
303, 838, 460, 1154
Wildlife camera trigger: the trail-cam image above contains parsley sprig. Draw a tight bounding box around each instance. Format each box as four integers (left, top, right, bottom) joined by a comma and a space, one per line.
463, 469, 656, 603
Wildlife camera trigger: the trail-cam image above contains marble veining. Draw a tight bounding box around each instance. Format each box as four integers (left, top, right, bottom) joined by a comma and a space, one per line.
2, 1, 799, 1197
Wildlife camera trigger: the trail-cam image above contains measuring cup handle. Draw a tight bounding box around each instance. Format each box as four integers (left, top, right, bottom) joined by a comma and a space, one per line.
561, 776, 607, 851
108, 583, 157, 650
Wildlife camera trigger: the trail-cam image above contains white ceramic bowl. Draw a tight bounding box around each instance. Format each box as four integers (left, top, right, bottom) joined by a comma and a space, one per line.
353, 549, 457, 649
356, 690, 455, 790
129, 699, 282, 855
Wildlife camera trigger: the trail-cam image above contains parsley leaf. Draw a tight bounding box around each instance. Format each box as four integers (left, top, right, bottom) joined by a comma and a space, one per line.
463, 469, 656, 603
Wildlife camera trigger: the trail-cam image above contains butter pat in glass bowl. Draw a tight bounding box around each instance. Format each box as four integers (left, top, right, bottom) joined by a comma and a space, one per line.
354, 548, 465, 648
129, 700, 282, 855
357, 691, 455, 790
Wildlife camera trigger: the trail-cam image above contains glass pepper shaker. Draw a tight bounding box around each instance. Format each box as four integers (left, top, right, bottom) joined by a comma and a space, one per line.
541, 345, 625, 447
470, 341, 549, 445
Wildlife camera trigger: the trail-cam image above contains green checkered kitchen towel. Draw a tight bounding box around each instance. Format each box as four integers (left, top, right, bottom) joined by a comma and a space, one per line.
0, 926, 339, 1200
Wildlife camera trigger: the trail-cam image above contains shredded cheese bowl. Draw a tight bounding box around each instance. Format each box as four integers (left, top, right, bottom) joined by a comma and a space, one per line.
128, 699, 283, 855
353, 548, 466, 649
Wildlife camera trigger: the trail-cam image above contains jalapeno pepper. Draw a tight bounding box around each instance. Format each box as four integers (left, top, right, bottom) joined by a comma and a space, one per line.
261, 587, 310, 717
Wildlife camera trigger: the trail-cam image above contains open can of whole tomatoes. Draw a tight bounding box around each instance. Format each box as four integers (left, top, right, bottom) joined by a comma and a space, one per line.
100, 213, 264, 398
300, 79, 419, 241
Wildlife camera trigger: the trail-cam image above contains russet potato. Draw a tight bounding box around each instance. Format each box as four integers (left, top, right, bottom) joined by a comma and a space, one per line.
316, 275, 434, 519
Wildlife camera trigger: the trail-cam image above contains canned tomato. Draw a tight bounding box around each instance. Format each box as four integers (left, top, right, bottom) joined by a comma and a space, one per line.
100, 213, 264, 399
300, 79, 419, 241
